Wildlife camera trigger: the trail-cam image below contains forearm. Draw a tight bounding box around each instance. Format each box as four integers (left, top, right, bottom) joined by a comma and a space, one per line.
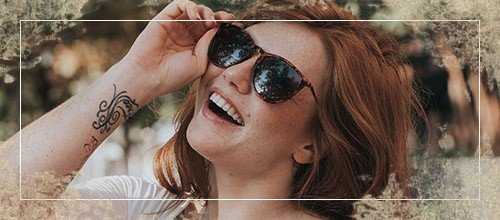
4, 61, 158, 178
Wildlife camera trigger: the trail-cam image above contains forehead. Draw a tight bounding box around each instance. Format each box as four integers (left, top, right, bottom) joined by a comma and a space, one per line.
245, 22, 328, 86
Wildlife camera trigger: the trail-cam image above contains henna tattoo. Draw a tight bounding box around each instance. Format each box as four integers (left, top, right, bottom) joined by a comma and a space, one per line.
80, 136, 98, 168
92, 84, 139, 134
83, 136, 98, 153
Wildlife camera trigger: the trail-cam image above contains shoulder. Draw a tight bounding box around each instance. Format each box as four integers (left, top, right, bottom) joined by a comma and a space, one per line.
59, 175, 190, 219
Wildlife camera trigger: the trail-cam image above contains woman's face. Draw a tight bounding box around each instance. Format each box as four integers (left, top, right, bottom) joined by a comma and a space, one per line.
187, 22, 328, 175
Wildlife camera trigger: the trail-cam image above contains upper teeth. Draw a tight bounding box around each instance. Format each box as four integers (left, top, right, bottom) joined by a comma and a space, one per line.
210, 93, 243, 125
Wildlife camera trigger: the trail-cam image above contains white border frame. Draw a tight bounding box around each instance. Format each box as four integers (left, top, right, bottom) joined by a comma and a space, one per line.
19, 19, 481, 201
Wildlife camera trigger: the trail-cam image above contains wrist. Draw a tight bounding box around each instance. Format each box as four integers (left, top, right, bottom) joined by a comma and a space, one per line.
108, 59, 161, 106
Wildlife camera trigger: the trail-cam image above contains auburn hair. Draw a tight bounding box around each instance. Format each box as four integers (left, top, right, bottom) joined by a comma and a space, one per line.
154, 0, 420, 218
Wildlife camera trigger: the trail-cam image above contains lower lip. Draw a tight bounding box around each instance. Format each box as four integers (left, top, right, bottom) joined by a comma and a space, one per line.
202, 100, 242, 127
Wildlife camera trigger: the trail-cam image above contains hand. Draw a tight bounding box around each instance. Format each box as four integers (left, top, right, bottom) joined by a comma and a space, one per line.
121, 0, 235, 97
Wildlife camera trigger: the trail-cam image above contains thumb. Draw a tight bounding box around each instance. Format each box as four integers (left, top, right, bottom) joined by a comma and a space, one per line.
193, 28, 218, 74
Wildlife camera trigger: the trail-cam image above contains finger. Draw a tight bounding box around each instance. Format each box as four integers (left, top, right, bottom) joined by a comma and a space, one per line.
214, 11, 235, 21
169, 8, 208, 44
184, 6, 213, 41
175, 6, 198, 30
187, 22, 210, 41
174, 10, 189, 20
199, 6, 216, 28
214, 11, 237, 27
186, 5, 201, 20
175, 9, 198, 30
179, 5, 210, 29
154, 0, 196, 20
193, 29, 218, 74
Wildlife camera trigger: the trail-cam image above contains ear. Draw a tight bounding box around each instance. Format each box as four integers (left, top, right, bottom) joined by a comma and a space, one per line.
292, 144, 315, 164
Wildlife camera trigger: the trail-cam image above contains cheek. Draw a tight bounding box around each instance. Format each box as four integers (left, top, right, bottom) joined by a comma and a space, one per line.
252, 105, 313, 150
267, 105, 312, 133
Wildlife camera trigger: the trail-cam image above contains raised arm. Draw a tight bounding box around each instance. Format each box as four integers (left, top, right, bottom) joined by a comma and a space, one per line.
1, 0, 234, 197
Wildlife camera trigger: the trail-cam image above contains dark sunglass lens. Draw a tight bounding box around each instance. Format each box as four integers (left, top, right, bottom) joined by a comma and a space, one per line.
253, 56, 303, 103
208, 26, 255, 67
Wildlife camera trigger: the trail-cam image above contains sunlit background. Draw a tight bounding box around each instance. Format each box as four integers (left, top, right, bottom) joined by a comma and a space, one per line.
0, 0, 499, 218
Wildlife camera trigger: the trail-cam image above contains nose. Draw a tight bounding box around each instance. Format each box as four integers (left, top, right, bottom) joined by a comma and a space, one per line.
222, 55, 259, 94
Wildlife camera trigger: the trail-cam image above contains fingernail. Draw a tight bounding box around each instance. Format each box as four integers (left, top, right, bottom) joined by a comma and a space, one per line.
187, 6, 194, 15
210, 15, 216, 26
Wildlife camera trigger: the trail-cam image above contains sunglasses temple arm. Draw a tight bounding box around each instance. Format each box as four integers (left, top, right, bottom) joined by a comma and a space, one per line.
306, 83, 319, 103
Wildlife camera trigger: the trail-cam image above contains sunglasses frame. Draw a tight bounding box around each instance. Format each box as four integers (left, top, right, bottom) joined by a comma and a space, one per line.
208, 23, 319, 104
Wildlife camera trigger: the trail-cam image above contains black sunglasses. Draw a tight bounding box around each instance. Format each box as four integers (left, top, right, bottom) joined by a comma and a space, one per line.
207, 23, 318, 104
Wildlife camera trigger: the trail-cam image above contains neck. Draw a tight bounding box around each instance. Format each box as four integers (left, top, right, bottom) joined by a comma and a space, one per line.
206, 162, 299, 219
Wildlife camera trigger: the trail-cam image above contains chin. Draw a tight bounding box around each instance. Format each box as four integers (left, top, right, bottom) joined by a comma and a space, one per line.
186, 115, 228, 162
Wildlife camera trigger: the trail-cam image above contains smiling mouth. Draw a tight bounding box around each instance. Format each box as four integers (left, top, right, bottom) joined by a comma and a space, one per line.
208, 93, 244, 126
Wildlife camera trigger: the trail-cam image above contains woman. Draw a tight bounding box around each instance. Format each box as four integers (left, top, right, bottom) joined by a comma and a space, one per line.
6, 0, 418, 219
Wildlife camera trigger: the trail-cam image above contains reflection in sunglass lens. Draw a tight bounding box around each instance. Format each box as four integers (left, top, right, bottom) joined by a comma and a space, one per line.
208, 26, 255, 67
253, 56, 303, 103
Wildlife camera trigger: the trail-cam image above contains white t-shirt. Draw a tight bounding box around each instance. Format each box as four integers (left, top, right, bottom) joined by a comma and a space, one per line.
56, 175, 190, 219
